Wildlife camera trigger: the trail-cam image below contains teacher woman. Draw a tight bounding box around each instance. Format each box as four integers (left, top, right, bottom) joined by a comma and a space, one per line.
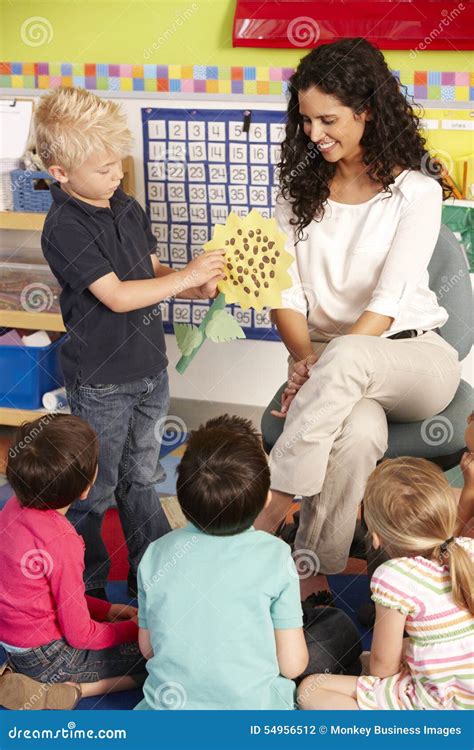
255, 38, 462, 574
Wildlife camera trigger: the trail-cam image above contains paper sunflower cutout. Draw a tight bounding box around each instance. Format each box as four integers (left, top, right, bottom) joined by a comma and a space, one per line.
204, 209, 293, 311
174, 209, 293, 373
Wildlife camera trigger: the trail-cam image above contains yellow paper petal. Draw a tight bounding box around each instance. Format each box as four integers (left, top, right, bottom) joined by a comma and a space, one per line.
204, 209, 293, 311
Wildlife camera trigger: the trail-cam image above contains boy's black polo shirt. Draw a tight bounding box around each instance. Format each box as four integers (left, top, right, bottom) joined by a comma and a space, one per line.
42, 183, 168, 386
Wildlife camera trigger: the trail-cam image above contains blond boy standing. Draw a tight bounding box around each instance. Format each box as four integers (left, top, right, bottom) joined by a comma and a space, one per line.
35, 88, 225, 599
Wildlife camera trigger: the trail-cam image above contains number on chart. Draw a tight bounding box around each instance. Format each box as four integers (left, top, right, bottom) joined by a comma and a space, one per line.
170, 245, 188, 264
229, 121, 246, 141
168, 121, 186, 140
173, 303, 191, 321
170, 203, 189, 222
189, 184, 207, 203
151, 223, 168, 242
170, 225, 188, 243
148, 120, 166, 140
270, 123, 285, 143
189, 204, 208, 223
168, 183, 186, 202
251, 166, 269, 185
188, 121, 205, 140
188, 142, 207, 161
228, 185, 248, 204
229, 165, 248, 184
249, 123, 267, 142
208, 185, 226, 204
150, 202, 168, 221
207, 122, 226, 141
191, 226, 208, 244
167, 163, 186, 181
188, 164, 206, 182
155, 244, 170, 262
209, 164, 227, 183
148, 162, 165, 180
148, 182, 165, 201
229, 143, 248, 163
208, 143, 226, 162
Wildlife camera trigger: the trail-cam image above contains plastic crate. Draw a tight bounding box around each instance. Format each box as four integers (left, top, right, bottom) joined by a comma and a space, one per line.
10, 170, 54, 213
0, 336, 64, 409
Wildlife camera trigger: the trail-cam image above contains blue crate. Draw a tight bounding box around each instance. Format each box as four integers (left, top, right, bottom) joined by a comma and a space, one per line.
0, 337, 64, 409
10, 170, 54, 213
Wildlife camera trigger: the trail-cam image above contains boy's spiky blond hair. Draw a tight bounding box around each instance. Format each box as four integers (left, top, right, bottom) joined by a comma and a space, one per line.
34, 87, 132, 172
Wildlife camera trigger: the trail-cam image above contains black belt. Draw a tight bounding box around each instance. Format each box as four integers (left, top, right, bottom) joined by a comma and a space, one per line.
387, 328, 439, 340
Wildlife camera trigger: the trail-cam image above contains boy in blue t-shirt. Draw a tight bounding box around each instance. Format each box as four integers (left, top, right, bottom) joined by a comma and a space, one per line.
135, 415, 308, 710
35, 87, 225, 599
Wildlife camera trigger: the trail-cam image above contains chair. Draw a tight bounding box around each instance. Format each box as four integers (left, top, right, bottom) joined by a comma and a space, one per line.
261, 224, 473, 470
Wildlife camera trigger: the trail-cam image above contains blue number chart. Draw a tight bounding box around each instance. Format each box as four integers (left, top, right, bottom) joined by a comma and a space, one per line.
141, 107, 287, 341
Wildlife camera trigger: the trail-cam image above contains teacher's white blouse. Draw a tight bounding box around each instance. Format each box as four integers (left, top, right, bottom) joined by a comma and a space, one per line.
275, 169, 448, 340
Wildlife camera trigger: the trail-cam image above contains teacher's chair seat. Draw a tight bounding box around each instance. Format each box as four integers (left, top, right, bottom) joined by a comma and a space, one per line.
261, 224, 473, 471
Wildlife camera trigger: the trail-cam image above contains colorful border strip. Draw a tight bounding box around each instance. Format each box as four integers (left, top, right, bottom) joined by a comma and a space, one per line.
0, 63, 473, 101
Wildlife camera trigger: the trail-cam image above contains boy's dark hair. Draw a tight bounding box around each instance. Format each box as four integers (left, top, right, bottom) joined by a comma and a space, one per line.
176, 414, 270, 536
6, 413, 98, 510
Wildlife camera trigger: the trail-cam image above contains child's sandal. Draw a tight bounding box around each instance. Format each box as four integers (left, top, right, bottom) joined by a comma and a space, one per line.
0, 669, 82, 710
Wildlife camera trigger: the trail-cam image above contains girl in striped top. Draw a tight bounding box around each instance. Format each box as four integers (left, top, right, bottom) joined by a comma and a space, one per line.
298, 457, 473, 710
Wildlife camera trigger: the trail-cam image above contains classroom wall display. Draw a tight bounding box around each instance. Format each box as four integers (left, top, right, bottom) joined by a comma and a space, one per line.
1, 63, 473, 102
142, 106, 287, 341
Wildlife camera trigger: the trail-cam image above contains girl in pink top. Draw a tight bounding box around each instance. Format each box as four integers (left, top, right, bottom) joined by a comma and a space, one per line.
0, 414, 145, 709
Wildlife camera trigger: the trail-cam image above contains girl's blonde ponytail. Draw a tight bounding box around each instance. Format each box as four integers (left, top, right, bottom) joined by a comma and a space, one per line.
435, 539, 474, 615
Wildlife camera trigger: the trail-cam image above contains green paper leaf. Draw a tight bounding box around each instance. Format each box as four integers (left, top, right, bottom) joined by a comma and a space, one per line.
174, 323, 204, 356
205, 310, 246, 343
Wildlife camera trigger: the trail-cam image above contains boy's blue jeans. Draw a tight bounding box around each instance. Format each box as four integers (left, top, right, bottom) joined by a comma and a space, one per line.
66, 370, 171, 590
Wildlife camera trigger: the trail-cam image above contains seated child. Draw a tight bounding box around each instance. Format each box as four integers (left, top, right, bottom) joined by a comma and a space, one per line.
0, 414, 145, 710
298, 457, 473, 710
135, 415, 309, 710
458, 411, 474, 533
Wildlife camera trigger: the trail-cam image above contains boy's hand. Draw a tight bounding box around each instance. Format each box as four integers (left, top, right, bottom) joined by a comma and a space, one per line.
182, 250, 226, 288
460, 451, 474, 488
106, 603, 138, 622
196, 277, 221, 299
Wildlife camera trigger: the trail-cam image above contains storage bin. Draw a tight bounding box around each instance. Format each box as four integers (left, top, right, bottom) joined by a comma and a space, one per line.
0, 335, 64, 409
10, 170, 54, 212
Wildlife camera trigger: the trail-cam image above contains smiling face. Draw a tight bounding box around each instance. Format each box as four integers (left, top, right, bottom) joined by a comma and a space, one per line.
298, 86, 370, 163
50, 151, 124, 206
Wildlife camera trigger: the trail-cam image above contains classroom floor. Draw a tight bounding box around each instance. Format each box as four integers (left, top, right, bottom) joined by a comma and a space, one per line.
0, 431, 465, 710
